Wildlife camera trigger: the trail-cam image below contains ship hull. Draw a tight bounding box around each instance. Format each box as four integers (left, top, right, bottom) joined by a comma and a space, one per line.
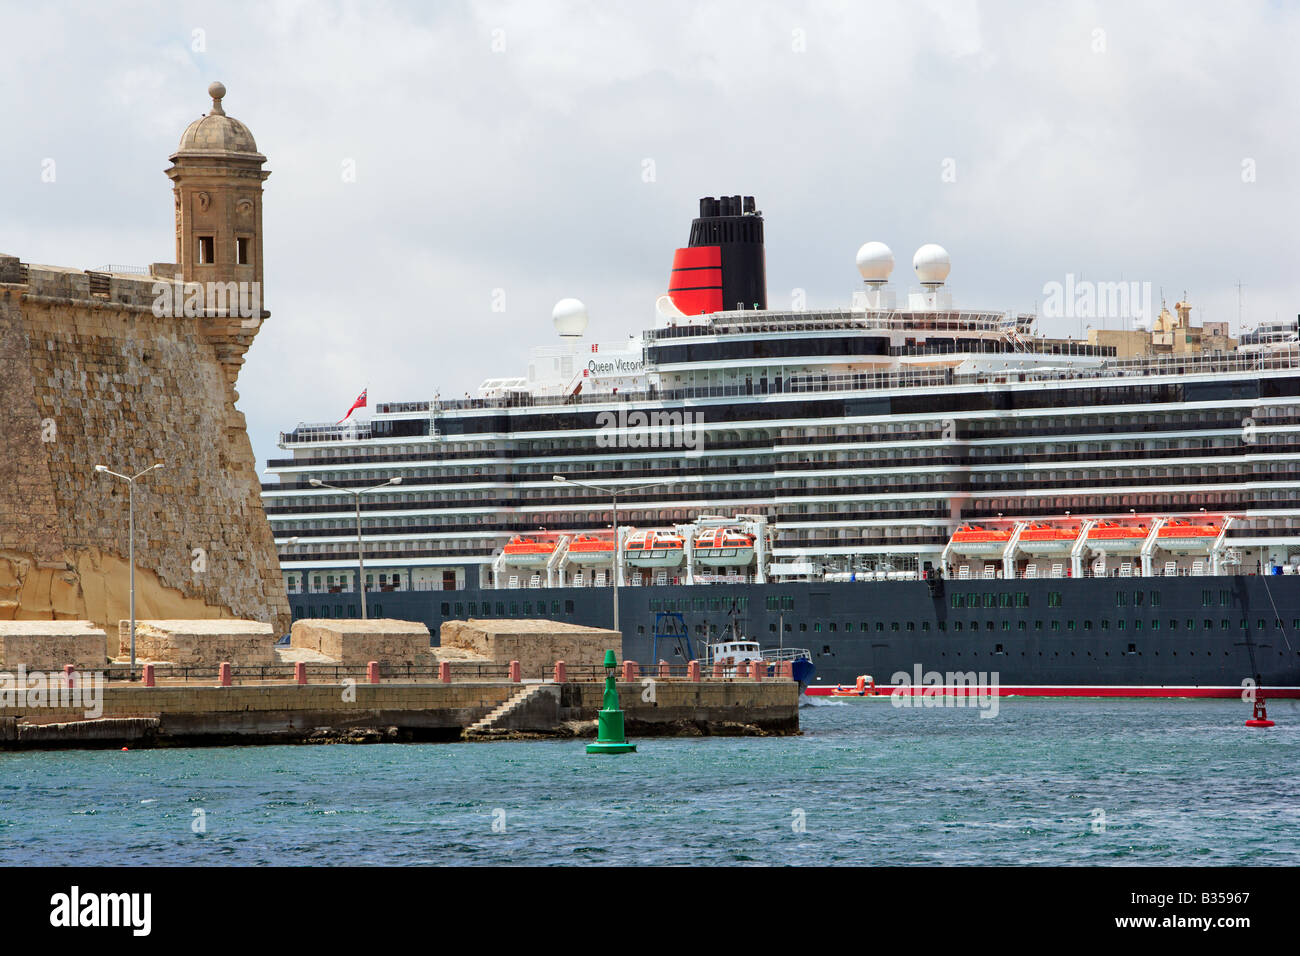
288, 575, 1300, 690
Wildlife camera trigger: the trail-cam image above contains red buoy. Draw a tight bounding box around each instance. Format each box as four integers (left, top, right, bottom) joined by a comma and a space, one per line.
1246, 698, 1275, 728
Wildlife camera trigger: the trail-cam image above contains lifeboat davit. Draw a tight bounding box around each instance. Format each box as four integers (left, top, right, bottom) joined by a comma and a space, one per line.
566, 534, 615, 566
693, 527, 756, 567
1157, 519, 1220, 554
948, 524, 1013, 557
1087, 521, 1148, 555
501, 535, 556, 568
622, 530, 685, 568
1017, 523, 1079, 555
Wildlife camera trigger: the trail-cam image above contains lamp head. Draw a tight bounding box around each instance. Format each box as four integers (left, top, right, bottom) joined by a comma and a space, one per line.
389, 477, 402, 485
94, 465, 107, 473
309, 478, 323, 487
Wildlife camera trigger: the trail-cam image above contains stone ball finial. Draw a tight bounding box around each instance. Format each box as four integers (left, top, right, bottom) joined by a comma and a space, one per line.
208, 81, 227, 114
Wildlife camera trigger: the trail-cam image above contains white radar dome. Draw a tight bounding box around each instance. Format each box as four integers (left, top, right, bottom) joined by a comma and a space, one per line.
912, 243, 951, 285
855, 242, 895, 282
552, 297, 589, 337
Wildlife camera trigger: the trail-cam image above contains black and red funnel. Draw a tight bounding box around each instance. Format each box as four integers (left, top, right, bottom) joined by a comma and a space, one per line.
666, 195, 767, 315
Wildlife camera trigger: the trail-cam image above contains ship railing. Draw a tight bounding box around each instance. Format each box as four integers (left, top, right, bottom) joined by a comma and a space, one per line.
280, 421, 374, 444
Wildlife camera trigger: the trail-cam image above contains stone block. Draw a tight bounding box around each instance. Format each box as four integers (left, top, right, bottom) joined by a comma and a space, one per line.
0, 620, 107, 670
291, 618, 430, 665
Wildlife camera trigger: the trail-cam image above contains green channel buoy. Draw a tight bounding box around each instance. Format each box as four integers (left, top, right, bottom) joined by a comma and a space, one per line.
587, 649, 636, 754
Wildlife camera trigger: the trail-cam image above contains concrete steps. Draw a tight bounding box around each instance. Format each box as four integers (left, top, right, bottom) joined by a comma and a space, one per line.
464, 684, 550, 737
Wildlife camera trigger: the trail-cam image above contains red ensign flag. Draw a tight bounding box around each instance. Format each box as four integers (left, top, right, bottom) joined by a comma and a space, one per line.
338, 388, 367, 423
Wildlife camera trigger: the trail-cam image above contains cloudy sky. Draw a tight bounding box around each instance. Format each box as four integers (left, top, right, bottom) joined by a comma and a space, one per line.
4, 0, 1298, 468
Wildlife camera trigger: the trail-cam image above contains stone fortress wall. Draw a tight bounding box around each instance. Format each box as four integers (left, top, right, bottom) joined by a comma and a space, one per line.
0, 81, 289, 641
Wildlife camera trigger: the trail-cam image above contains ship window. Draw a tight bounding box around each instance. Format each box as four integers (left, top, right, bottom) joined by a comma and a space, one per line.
875, 622, 884, 632
440, 602, 450, 615
1048, 592, 1062, 607
938, 622, 946, 632
922, 622, 930, 631
1051, 621, 1060, 631
954, 622, 962, 632
1203, 619, 1212, 630
799, 623, 807, 632
891, 622, 899, 632
1116, 592, 1127, 607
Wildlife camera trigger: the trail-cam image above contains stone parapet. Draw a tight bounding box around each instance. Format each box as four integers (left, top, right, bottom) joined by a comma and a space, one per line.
0, 620, 107, 670
119, 618, 275, 665
290, 618, 431, 665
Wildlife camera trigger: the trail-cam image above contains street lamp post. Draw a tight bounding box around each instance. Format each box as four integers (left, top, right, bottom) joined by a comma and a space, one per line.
94, 462, 164, 679
552, 475, 676, 636
309, 476, 401, 619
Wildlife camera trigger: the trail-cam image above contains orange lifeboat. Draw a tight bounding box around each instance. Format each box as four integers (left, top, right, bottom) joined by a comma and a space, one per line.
948, 524, 1013, 556
566, 534, 615, 565
1087, 521, 1148, 555
1017, 522, 1079, 555
501, 535, 556, 568
623, 530, 686, 568
1157, 519, 1220, 554
693, 527, 756, 567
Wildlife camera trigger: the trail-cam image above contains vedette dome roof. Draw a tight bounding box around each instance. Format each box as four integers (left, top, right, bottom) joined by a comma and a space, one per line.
175, 82, 261, 156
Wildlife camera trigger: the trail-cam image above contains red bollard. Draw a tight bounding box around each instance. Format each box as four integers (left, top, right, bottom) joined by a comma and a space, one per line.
553, 660, 566, 683
752, 660, 763, 682
64, 664, 75, 688
295, 661, 307, 685
687, 660, 701, 682
143, 663, 155, 687
439, 661, 451, 683
658, 659, 671, 678
712, 662, 724, 679
781, 661, 794, 680
219, 662, 232, 687
367, 661, 380, 684
509, 660, 521, 683
622, 660, 637, 682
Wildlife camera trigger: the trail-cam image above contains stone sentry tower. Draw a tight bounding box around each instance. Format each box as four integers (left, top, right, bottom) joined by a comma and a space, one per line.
0, 82, 290, 636
166, 80, 270, 400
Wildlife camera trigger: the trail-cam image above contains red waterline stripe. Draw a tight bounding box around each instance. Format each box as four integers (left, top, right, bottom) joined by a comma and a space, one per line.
803, 685, 1300, 699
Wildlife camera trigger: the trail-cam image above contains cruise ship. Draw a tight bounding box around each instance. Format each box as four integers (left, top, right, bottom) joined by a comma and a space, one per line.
262, 195, 1300, 692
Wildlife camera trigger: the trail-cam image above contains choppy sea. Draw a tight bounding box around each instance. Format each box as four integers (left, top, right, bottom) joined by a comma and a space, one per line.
2, 698, 1296, 865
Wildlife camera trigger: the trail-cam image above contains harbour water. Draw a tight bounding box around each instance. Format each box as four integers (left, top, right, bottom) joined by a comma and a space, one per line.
3, 699, 1297, 866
